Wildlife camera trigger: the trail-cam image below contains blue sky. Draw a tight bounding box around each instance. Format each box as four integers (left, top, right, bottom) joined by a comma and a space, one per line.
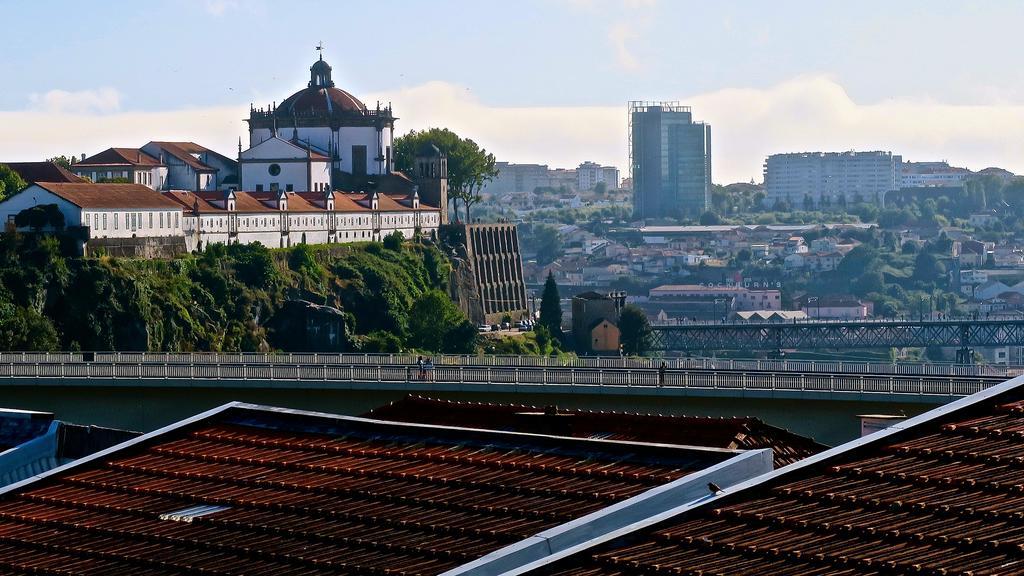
2, 0, 1023, 182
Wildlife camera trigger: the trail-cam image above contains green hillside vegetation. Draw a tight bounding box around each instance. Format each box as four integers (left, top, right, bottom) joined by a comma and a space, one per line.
0, 231, 477, 353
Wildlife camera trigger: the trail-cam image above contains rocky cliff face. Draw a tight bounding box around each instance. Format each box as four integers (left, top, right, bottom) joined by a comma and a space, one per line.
266, 299, 347, 352
448, 252, 484, 325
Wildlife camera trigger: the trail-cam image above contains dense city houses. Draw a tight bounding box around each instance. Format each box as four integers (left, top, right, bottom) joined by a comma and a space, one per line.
0, 53, 445, 253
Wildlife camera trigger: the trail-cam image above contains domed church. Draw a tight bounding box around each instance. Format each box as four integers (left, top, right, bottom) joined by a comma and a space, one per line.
238, 51, 446, 221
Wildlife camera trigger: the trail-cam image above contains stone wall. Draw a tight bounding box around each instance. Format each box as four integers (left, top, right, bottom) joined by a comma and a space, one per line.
86, 236, 188, 258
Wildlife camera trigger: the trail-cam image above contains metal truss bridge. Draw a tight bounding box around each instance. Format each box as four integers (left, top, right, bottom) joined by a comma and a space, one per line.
651, 319, 1024, 359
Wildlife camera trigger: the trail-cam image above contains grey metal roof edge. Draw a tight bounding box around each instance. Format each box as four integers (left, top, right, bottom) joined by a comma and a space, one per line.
442, 448, 774, 576
230, 403, 747, 459
508, 373, 1024, 574
0, 401, 246, 498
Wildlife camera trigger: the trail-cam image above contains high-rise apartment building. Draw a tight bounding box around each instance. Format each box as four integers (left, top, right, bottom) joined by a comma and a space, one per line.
764, 151, 901, 208
630, 102, 712, 219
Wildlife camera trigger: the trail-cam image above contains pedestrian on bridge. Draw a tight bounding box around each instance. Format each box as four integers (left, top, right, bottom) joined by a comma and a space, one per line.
424, 358, 434, 381
417, 356, 425, 380
658, 362, 667, 387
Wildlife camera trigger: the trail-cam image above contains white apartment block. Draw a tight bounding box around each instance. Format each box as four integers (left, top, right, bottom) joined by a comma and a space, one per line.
576, 161, 620, 191
764, 151, 901, 207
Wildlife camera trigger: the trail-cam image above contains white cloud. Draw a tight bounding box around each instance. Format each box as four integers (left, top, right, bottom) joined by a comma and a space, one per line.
3, 76, 1024, 183
28, 88, 121, 115
203, 0, 238, 16
607, 23, 640, 72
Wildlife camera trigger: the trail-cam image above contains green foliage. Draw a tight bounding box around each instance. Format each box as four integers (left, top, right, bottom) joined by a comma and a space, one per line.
0, 302, 58, 350
47, 156, 74, 169
0, 164, 28, 202
529, 224, 563, 266
618, 305, 651, 356
360, 331, 403, 352
408, 289, 476, 353
14, 204, 65, 230
383, 230, 404, 251
698, 211, 721, 225
539, 272, 562, 336
0, 233, 453, 352
393, 128, 498, 222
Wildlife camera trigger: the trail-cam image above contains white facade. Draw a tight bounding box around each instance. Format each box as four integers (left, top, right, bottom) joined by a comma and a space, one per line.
250, 126, 387, 177
0, 184, 184, 241
576, 161, 620, 191
240, 137, 332, 193
764, 151, 901, 207
169, 189, 440, 252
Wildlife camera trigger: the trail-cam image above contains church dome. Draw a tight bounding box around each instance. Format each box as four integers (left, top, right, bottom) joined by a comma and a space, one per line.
276, 56, 367, 116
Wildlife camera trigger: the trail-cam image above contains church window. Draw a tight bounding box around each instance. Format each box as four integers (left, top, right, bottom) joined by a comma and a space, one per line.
160, 213, 164, 228
268, 164, 281, 176
149, 213, 153, 228
352, 145, 367, 177
270, 183, 279, 192
286, 184, 293, 192
175, 213, 179, 228
113, 214, 118, 230
255, 185, 263, 192
102, 214, 107, 230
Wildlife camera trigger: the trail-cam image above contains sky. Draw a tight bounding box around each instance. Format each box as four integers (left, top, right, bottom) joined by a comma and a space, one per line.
1, 0, 1023, 183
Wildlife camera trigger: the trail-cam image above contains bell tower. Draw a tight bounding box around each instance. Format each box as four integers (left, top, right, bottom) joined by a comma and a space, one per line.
414, 143, 449, 224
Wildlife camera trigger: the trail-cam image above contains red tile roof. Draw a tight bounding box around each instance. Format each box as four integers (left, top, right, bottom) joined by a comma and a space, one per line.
34, 182, 184, 210
145, 142, 216, 172
525, 382, 1024, 576
0, 402, 735, 576
73, 148, 163, 168
364, 396, 826, 468
3, 162, 85, 184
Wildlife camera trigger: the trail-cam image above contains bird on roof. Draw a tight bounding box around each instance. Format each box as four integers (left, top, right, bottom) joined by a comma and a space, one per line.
708, 482, 723, 495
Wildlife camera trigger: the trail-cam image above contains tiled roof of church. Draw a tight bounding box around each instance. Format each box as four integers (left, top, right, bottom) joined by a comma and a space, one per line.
364, 396, 826, 468
0, 402, 737, 576
164, 190, 437, 214
74, 148, 163, 167
520, 375, 1024, 576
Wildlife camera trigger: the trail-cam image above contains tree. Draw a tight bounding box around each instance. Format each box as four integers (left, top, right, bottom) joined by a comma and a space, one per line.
407, 289, 475, 353
383, 230, 404, 251
47, 156, 74, 169
14, 204, 64, 231
0, 164, 27, 201
532, 225, 563, 266
699, 211, 721, 225
539, 272, 562, 336
836, 245, 878, 277
393, 128, 498, 222
618, 304, 651, 356
913, 251, 945, 283
852, 270, 885, 296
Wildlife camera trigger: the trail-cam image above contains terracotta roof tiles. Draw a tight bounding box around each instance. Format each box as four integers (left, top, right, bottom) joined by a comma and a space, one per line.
73, 148, 163, 168
0, 403, 734, 576
34, 183, 183, 210
524, 382, 1024, 575
3, 162, 86, 184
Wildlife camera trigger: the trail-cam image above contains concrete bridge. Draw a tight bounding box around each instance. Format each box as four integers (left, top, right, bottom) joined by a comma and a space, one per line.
0, 352, 1011, 405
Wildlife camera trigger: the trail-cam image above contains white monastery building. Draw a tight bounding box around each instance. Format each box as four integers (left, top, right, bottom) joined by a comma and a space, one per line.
1, 52, 446, 254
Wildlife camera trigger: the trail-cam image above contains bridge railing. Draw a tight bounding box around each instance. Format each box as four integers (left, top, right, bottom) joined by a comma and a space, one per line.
0, 361, 1001, 398
0, 351, 1017, 379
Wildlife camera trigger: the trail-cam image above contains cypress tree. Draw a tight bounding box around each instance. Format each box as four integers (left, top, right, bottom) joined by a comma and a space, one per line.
539, 271, 562, 335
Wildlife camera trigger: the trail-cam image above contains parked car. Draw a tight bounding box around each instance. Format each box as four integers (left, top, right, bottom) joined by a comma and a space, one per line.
478, 324, 491, 333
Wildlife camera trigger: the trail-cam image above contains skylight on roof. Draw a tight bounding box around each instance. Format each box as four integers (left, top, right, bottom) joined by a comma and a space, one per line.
159, 504, 229, 523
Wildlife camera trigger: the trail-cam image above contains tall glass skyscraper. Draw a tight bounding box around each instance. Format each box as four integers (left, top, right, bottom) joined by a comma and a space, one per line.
630, 102, 712, 219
